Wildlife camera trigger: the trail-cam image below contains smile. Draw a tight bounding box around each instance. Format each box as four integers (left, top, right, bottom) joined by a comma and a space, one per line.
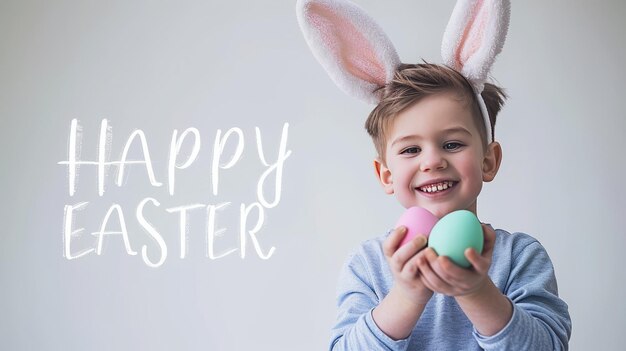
417, 181, 457, 193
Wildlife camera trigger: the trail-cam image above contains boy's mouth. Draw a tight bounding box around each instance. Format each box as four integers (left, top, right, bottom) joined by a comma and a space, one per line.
416, 180, 457, 194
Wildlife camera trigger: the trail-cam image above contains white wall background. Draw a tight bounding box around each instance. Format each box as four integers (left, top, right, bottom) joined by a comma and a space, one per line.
1, 0, 625, 350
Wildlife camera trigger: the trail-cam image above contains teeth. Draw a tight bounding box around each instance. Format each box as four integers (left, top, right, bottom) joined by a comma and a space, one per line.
419, 181, 455, 193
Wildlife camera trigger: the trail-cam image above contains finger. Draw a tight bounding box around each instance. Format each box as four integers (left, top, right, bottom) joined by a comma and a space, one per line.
465, 248, 489, 274
439, 255, 485, 291
419, 273, 437, 292
437, 255, 484, 292
418, 251, 452, 293
401, 240, 430, 277
383, 226, 407, 259
401, 251, 423, 279
429, 252, 476, 288
423, 247, 438, 263
422, 248, 457, 284
412, 234, 429, 250
429, 257, 453, 284
390, 235, 428, 273
397, 235, 428, 257
435, 255, 467, 281
481, 224, 496, 254
420, 264, 451, 293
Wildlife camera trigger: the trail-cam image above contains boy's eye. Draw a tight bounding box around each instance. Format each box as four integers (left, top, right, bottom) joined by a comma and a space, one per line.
443, 142, 464, 151
400, 147, 420, 154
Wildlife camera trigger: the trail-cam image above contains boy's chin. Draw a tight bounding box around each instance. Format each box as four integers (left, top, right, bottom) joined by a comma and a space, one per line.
411, 204, 468, 219
428, 207, 453, 219
398, 196, 476, 218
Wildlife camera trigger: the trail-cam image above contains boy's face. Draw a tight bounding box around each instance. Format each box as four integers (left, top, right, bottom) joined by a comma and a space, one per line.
374, 92, 502, 219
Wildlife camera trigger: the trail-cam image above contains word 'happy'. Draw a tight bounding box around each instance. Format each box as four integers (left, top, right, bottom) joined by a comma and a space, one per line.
58, 119, 291, 267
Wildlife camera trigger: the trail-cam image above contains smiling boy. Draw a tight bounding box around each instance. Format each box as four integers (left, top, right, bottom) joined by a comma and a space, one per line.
297, 0, 571, 349
331, 63, 571, 350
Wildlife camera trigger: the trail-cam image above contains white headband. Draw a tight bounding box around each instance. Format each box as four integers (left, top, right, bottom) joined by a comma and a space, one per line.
296, 0, 511, 142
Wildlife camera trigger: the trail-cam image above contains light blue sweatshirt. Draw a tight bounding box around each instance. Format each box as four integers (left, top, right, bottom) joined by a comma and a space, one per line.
330, 228, 571, 350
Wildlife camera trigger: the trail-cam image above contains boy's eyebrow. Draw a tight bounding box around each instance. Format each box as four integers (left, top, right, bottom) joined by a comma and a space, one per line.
391, 135, 419, 148
390, 127, 473, 147
443, 126, 473, 137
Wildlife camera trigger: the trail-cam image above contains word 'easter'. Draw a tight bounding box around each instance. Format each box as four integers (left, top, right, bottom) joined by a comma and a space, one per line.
59, 119, 291, 267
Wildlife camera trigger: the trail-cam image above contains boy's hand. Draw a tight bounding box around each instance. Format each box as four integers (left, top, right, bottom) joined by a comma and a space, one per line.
372, 226, 434, 340
416, 224, 496, 297
383, 226, 433, 305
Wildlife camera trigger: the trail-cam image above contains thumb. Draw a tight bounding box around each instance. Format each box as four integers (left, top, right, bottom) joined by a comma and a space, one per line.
481, 223, 496, 252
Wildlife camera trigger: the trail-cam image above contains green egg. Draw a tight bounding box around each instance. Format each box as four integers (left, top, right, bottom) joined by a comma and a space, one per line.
427, 210, 484, 268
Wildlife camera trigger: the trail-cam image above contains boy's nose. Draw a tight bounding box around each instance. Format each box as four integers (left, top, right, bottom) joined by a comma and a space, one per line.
419, 151, 447, 172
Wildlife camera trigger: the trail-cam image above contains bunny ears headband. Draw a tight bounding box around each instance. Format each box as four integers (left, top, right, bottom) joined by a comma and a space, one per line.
296, 0, 510, 142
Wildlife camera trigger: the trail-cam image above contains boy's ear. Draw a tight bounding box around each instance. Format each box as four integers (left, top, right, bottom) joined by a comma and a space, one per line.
482, 141, 503, 182
373, 157, 394, 194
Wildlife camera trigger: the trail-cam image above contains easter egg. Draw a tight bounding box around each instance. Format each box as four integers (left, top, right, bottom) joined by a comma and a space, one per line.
427, 210, 483, 268
395, 207, 439, 247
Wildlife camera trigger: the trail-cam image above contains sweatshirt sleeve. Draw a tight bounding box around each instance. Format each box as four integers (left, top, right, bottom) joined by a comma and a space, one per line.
474, 239, 572, 350
329, 250, 409, 351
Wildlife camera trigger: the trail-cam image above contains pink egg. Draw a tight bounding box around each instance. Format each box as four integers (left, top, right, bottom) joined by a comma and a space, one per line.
395, 207, 439, 246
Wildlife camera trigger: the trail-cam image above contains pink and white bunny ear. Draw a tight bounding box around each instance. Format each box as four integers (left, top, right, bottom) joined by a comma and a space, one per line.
296, 0, 400, 104
441, 0, 510, 92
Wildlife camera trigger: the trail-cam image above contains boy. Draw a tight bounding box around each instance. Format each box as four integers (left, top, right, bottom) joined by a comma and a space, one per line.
296, 0, 572, 349
330, 63, 571, 350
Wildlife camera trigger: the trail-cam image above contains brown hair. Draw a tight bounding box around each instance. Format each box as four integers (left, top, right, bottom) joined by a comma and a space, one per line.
365, 63, 506, 164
